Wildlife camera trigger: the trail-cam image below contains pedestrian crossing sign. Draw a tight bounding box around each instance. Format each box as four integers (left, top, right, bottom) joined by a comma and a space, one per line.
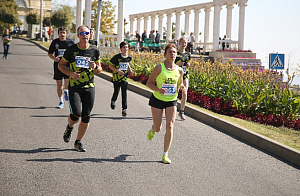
269, 53, 284, 70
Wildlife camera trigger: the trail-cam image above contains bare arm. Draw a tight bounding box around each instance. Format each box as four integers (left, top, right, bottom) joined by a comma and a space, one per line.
177, 67, 186, 92
109, 64, 124, 76
58, 59, 80, 81
47, 53, 60, 62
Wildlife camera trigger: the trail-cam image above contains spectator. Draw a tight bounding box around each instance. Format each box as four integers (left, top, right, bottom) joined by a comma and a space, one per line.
142, 30, 147, 43
187, 32, 195, 54
135, 31, 140, 52
222, 35, 229, 50
155, 30, 160, 44
48, 26, 53, 41
125, 31, 132, 40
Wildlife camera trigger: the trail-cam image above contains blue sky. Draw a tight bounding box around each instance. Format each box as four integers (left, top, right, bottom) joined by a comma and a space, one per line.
55, 0, 300, 85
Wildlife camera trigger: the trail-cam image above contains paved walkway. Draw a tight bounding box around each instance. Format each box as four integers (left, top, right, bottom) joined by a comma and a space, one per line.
0, 38, 300, 195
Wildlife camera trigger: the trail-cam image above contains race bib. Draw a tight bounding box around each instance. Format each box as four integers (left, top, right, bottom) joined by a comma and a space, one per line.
58, 49, 66, 57
162, 84, 176, 95
75, 56, 90, 68
182, 66, 187, 74
4, 36, 9, 40
119, 62, 129, 71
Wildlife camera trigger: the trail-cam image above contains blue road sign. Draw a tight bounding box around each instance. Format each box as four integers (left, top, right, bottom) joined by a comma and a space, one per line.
269, 53, 284, 69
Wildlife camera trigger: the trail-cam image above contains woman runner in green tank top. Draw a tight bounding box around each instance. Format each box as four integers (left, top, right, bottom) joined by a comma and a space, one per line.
146, 43, 186, 164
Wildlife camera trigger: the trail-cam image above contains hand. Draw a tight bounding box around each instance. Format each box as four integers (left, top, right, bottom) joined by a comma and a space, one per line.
71, 71, 81, 81
88, 61, 97, 69
54, 56, 60, 62
158, 88, 167, 95
186, 62, 190, 67
118, 70, 125, 76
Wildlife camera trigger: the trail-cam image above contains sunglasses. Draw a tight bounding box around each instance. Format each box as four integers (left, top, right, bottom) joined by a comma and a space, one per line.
78, 31, 90, 35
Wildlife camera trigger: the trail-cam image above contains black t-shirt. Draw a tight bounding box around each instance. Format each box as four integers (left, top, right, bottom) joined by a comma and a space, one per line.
89, 39, 98, 47
62, 44, 100, 89
110, 53, 132, 82
175, 51, 191, 66
48, 38, 74, 64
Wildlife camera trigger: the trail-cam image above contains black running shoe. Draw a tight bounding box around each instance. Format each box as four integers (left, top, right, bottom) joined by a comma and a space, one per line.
122, 109, 127, 116
74, 140, 86, 152
63, 125, 73, 143
111, 101, 116, 110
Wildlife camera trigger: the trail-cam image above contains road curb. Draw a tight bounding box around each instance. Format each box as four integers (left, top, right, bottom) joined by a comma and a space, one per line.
19, 36, 300, 167
98, 71, 300, 167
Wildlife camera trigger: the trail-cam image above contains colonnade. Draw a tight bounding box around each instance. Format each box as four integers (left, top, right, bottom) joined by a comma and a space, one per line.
75, 0, 247, 52
129, 0, 248, 51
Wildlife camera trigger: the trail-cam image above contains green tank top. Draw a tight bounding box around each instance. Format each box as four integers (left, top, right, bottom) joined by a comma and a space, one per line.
153, 63, 180, 102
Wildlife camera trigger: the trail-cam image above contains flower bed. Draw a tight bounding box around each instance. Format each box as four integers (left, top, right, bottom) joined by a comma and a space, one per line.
101, 51, 300, 131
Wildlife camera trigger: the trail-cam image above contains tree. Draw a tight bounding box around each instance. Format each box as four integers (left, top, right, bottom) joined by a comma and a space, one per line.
51, 5, 75, 31
43, 17, 51, 27
26, 13, 39, 24
0, 0, 19, 32
88, 0, 117, 35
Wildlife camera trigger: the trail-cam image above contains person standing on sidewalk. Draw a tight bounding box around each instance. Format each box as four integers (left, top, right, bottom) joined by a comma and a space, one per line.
48, 27, 74, 109
58, 25, 102, 152
109, 41, 133, 117
146, 43, 185, 164
2, 29, 12, 59
175, 37, 191, 120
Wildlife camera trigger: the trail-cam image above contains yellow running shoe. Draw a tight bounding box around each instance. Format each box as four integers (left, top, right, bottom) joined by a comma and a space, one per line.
162, 154, 171, 164
147, 129, 156, 141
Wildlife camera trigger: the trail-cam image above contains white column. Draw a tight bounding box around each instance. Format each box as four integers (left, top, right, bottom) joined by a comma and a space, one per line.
144, 15, 149, 35
85, 0, 92, 27
117, 0, 125, 45
184, 10, 191, 35
194, 9, 201, 43
226, 4, 234, 39
129, 16, 135, 34
238, 2, 247, 50
213, 2, 221, 51
204, 7, 211, 52
137, 16, 142, 34
158, 14, 164, 40
175, 11, 182, 40
76, 0, 83, 42
150, 14, 156, 32
166, 12, 173, 42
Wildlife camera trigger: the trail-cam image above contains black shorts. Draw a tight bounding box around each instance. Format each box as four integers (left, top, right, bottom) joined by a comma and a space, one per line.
148, 94, 177, 109
69, 87, 95, 118
53, 63, 69, 80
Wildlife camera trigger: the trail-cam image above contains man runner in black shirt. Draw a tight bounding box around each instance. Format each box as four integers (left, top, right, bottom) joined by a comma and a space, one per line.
48, 27, 74, 109
58, 25, 102, 152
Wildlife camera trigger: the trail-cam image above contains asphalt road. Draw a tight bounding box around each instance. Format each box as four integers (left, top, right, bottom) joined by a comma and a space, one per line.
0, 38, 300, 196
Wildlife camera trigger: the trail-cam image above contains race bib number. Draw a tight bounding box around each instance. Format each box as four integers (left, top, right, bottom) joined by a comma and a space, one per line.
75, 56, 90, 68
58, 49, 66, 57
4, 36, 9, 40
162, 84, 176, 95
182, 66, 187, 74
119, 62, 129, 71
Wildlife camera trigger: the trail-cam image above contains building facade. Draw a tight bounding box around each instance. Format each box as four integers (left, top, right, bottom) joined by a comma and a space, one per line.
16, 0, 52, 31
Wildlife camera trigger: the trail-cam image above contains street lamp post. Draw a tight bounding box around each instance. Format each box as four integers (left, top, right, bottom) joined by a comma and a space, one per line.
40, 0, 43, 41
95, 0, 102, 44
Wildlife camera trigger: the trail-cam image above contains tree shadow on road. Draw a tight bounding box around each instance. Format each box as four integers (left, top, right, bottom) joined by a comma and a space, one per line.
0, 147, 74, 154
27, 154, 161, 163
0, 106, 52, 110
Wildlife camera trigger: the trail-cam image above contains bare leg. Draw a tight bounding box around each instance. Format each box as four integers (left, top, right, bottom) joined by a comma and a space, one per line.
64, 78, 69, 91
76, 121, 89, 141
164, 106, 176, 152
180, 79, 189, 111
151, 107, 163, 133
56, 80, 63, 98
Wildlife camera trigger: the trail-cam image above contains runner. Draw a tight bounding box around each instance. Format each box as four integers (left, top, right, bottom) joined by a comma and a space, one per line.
88, 28, 98, 47
48, 27, 74, 109
109, 41, 133, 116
58, 25, 102, 152
146, 43, 185, 164
2, 29, 12, 60
175, 37, 191, 120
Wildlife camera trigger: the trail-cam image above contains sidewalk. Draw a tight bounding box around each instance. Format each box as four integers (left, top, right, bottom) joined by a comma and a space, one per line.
17, 36, 300, 167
